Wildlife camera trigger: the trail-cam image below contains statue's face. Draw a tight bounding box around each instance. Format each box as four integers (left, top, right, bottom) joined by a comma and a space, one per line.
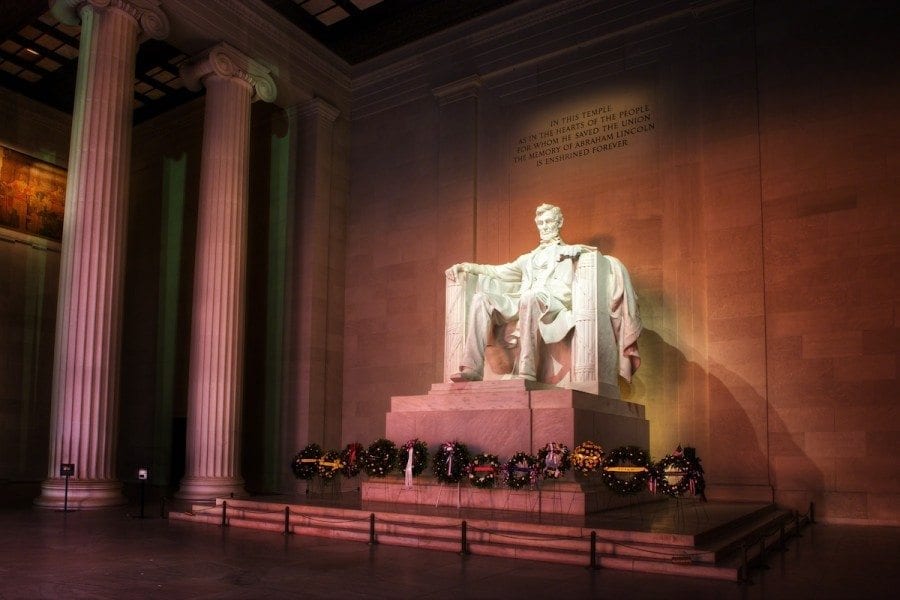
535, 211, 561, 242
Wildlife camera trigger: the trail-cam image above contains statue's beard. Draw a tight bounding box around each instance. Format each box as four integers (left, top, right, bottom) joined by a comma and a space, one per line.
539, 231, 561, 245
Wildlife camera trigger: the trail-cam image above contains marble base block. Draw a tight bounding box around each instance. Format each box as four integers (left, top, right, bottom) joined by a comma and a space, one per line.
361, 475, 655, 515
386, 380, 648, 456
367, 380, 650, 515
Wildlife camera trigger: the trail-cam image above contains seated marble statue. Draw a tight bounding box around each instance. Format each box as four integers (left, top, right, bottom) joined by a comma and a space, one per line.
444, 203, 641, 391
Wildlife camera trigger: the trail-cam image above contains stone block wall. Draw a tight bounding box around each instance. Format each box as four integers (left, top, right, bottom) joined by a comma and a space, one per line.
343, 0, 899, 523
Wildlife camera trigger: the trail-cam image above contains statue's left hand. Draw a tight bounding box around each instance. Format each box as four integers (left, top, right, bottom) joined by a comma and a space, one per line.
558, 244, 597, 260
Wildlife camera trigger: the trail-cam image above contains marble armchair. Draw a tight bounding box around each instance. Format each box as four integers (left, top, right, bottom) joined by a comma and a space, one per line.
443, 251, 641, 399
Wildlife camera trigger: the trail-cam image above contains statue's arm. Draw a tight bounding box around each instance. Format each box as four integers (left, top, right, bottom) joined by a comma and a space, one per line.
445, 260, 521, 283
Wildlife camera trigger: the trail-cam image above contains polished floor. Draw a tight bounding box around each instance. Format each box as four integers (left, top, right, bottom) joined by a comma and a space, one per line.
1, 485, 898, 599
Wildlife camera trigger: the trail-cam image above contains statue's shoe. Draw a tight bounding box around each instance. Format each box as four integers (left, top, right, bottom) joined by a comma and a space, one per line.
450, 370, 482, 382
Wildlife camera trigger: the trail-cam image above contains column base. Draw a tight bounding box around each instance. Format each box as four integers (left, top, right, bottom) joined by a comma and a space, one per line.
175, 476, 248, 501
34, 478, 126, 510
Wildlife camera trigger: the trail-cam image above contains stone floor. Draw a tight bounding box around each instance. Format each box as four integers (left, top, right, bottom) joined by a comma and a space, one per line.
1, 485, 898, 599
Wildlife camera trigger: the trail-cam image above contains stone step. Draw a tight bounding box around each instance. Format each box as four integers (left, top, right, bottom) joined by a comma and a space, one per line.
168, 497, 796, 581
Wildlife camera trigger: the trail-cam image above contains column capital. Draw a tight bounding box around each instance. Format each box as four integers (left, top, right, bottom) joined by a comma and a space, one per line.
51, 0, 169, 40
296, 97, 340, 123
432, 75, 482, 106
181, 42, 277, 104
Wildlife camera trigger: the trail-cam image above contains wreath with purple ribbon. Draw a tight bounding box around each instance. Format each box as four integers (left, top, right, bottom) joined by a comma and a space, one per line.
504, 452, 538, 489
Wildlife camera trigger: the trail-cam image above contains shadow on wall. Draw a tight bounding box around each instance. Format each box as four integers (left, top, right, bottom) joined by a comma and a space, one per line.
622, 329, 823, 510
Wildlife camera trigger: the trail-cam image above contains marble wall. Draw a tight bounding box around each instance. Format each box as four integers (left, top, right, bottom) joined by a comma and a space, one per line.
344, 0, 899, 522
0, 89, 69, 481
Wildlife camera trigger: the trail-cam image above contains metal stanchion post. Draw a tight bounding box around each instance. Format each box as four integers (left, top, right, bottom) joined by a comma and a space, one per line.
460, 521, 469, 555
368, 513, 377, 545
221, 501, 228, 527
58, 463, 75, 513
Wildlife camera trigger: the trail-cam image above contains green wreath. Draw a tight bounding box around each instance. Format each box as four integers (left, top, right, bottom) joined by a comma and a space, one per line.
601, 445, 650, 495
537, 442, 571, 479
504, 452, 538, 489
466, 453, 501, 489
571, 441, 604, 475
432, 441, 470, 484
396, 438, 429, 477
363, 438, 398, 478
339, 442, 365, 478
291, 443, 323, 480
317, 449, 343, 482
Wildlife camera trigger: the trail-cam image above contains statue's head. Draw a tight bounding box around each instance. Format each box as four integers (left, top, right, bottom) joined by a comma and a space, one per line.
534, 203, 563, 242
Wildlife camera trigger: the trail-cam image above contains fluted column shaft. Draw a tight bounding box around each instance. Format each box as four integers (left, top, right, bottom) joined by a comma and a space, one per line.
177, 44, 275, 500
36, 0, 168, 509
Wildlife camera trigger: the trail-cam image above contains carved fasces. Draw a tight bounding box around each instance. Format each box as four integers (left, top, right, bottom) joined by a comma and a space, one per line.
444, 272, 474, 381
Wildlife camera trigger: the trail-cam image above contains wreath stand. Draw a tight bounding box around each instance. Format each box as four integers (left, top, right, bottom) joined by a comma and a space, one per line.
670, 495, 709, 528
434, 481, 461, 508
502, 487, 538, 514
537, 481, 576, 517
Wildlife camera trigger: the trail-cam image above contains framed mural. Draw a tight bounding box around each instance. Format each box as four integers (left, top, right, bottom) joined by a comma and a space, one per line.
0, 145, 66, 241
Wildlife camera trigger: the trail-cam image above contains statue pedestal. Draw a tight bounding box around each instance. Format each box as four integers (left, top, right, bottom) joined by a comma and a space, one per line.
361, 380, 650, 515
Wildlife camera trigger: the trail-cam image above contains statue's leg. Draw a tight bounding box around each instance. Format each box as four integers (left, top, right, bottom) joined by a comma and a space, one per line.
453, 291, 512, 381
516, 291, 544, 380
517, 291, 565, 380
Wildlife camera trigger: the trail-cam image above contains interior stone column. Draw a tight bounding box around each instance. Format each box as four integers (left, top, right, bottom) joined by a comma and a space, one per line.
283, 98, 341, 493
35, 0, 169, 509
176, 43, 276, 501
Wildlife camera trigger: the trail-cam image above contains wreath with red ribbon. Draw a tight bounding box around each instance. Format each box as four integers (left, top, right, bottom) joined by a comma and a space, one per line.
466, 453, 501, 489
339, 442, 364, 478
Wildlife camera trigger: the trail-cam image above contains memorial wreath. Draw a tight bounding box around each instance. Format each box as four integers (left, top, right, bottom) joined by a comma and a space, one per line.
571, 441, 604, 475
363, 438, 398, 478
537, 441, 571, 479
291, 443, 324, 480
432, 440, 470, 484
601, 445, 651, 495
466, 453, 502, 489
339, 442, 365, 478
504, 451, 538, 489
397, 438, 429, 477
317, 449, 343, 482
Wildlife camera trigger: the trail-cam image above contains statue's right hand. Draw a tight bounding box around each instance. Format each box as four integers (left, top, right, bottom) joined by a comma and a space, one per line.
446, 263, 473, 281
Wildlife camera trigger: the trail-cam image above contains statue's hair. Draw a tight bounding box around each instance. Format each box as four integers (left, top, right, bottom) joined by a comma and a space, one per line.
535, 203, 563, 227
